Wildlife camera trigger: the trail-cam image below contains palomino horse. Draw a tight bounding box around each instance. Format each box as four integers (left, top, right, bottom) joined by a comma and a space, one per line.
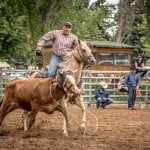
22, 40, 95, 135
0, 70, 80, 136
58, 40, 96, 132
28, 40, 96, 134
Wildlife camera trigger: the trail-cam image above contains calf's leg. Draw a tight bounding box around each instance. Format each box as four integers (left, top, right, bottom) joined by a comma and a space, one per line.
57, 105, 70, 136
0, 101, 19, 126
22, 110, 30, 131
24, 104, 39, 131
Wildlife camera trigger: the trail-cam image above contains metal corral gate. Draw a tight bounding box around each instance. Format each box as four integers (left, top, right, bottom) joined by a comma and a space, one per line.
0, 70, 150, 105
0, 78, 8, 100
0, 69, 27, 99
82, 70, 150, 105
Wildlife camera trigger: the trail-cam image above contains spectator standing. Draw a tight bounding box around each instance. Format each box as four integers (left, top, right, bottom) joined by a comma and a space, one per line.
124, 66, 140, 110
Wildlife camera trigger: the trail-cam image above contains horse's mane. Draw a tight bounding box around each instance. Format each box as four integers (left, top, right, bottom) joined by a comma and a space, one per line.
58, 49, 74, 69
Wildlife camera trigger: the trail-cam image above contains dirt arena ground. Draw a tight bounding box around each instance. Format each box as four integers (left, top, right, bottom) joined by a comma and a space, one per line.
0, 104, 150, 150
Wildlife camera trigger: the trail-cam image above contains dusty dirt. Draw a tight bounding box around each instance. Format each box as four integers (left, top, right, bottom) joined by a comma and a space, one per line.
0, 104, 150, 150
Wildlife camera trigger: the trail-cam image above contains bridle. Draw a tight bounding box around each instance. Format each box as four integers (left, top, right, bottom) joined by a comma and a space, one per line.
74, 44, 94, 66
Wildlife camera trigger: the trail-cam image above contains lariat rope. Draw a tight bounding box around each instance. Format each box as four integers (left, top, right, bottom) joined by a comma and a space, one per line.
49, 82, 98, 137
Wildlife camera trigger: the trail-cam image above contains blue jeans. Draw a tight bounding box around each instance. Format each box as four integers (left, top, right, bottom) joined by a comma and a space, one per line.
47, 55, 63, 78
96, 97, 113, 108
128, 87, 136, 108
136, 69, 147, 77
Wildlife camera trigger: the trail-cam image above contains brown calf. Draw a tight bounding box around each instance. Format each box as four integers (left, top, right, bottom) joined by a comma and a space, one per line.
0, 71, 80, 136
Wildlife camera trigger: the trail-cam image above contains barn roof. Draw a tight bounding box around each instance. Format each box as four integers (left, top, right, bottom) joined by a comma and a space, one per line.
0, 61, 11, 68
88, 41, 134, 49
43, 40, 134, 49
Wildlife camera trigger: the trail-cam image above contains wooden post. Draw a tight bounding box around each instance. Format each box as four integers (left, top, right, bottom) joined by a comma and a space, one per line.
145, 84, 149, 108
0, 78, 3, 99
89, 70, 94, 108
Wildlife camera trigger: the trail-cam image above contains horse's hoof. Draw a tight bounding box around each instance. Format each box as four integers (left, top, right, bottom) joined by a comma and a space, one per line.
24, 128, 30, 132
63, 132, 68, 137
79, 125, 85, 135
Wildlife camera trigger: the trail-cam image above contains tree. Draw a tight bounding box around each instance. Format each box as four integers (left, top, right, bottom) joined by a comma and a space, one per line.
145, 0, 150, 42
47, 0, 115, 41
0, 0, 71, 68
115, 0, 150, 63
0, 0, 31, 68
0, 0, 117, 68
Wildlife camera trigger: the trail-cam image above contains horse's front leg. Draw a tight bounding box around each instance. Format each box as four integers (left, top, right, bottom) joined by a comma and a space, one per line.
74, 94, 86, 131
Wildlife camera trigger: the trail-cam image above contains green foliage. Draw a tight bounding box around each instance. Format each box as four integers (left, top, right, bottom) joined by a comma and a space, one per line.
47, 0, 115, 41
0, 0, 69, 68
145, 0, 150, 42
0, 0, 32, 68
0, 0, 149, 68
144, 44, 150, 65
116, 0, 150, 64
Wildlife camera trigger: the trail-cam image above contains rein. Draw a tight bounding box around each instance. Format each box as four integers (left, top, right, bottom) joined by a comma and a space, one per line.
76, 46, 84, 61
73, 47, 83, 63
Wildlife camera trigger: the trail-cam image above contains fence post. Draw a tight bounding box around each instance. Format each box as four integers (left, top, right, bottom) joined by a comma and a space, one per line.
81, 70, 148, 105
145, 84, 148, 107
89, 70, 92, 104
0, 78, 2, 99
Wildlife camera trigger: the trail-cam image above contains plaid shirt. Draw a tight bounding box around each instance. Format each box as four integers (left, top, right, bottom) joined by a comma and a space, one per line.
37, 30, 78, 57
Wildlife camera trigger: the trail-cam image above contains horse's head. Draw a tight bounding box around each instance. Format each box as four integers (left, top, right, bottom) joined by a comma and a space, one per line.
77, 40, 96, 67
56, 69, 81, 95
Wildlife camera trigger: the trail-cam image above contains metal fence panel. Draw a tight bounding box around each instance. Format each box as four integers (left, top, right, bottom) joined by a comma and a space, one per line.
82, 70, 150, 104
0, 70, 150, 105
0, 78, 8, 99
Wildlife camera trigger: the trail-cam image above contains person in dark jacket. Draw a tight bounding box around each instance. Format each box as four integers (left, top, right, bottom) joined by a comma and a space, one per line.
95, 81, 113, 109
135, 55, 148, 78
124, 66, 140, 110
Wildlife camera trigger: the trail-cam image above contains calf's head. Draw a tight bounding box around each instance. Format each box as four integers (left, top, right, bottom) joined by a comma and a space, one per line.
56, 69, 81, 95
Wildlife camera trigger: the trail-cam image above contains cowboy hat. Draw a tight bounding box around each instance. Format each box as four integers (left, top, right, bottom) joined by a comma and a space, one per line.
99, 81, 107, 89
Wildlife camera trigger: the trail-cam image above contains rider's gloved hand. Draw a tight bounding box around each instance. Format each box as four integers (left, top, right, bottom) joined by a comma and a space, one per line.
36, 48, 42, 56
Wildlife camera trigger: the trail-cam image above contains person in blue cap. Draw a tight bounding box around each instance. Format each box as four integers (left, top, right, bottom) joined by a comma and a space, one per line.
124, 66, 140, 110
